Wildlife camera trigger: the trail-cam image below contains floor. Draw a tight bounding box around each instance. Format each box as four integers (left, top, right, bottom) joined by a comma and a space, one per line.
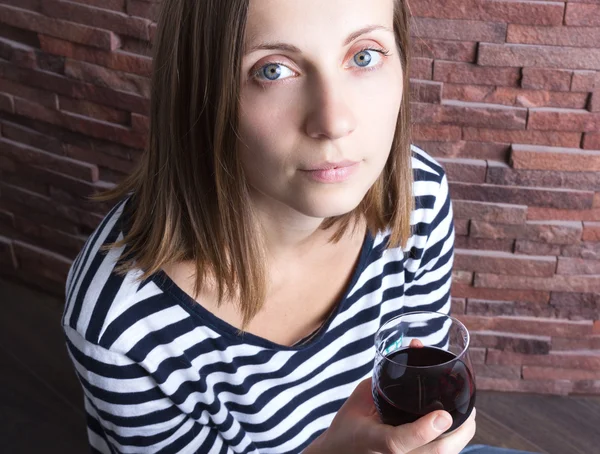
1, 277, 599, 454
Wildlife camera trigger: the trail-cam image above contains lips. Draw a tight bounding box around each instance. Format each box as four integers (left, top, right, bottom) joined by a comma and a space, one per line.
303, 160, 359, 171
299, 160, 361, 183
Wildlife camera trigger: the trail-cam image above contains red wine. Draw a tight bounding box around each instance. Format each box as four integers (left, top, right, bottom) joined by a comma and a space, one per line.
373, 346, 475, 432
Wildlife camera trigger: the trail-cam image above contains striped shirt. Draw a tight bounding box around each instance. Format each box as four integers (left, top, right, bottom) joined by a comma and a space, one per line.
62, 145, 455, 454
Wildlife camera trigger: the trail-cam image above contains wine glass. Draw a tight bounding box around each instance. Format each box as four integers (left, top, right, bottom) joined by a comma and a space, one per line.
372, 311, 476, 433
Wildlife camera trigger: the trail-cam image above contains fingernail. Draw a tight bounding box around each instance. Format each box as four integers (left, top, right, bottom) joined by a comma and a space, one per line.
433, 414, 452, 432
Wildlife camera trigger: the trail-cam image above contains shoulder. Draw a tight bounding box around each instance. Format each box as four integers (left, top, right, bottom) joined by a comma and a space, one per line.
61, 195, 169, 352
411, 144, 447, 186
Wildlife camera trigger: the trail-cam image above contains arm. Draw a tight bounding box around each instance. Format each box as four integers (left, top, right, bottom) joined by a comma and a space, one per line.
63, 325, 230, 454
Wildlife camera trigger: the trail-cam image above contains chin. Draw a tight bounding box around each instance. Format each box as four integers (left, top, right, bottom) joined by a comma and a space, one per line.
296, 193, 365, 219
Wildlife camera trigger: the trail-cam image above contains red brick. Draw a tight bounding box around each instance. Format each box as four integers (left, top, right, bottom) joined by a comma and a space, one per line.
487, 349, 600, 371
411, 17, 507, 43
41, 0, 151, 40
413, 101, 527, 130
0, 78, 57, 109
412, 124, 462, 142
453, 271, 474, 286
469, 331, 552, 355
523, 366, 599, 381
475, 364, 522, 380
0, 137, 98, 181
58, 95, 129, 125
454, 219, 470, 236
412, 39, 477, 62
413, 141, 510, 161
70, 0, 125, 11
479, 43, 600, 71
471, 220, 583, 245
528, 107, 600, 132
590, 92, 600, 113
527, 206, 600, 222
562, 242, 600, 260
583, 133, 600, 149
571, 381, 600, 395
126, 0, 159, 21
475, 273, 600, 294
452, 284, 550, 304
470, 348, 487, 365
451, 297, 467, 315
410, 58, 433, 80
63, 144, 135, 174
458, 314, 594, 337
582, 222, 600, 241
434, 62, 520, 87
455, 249, 556, 277
39, 35, 152, 77
14, 97, 147, 150
521, 67, 571, 91
409, 0, 565, 26
64, 59, 151, 98
410, 80, 442, 104
571, 70, 598, 92
453, 200, 527, 225
550, 292, 600, 320
552, 336, 600, 351
462, 127, 582, 148
450, 182, 594, 210
0, 92, 14, 113
509, 24, 600, 49
0, 235, 17, 270
467, 299, 555, 318
487, 160, 600, 191
130, 113, 149, 132
514, 240, 561, 257
455, 236, 515, 253
0, 183, 78, 233
443, 84, 588, 109
8, 215, 87, 259
476, 377, 572, 395
565, 3, 600, 26
511, 144, 600, 172
0, 37, 37, 70
0, 59, 150, 114
0, 4, 120, 50
13, 240, 71, 287
436, 158, 486, 183
557, 257, 600, 275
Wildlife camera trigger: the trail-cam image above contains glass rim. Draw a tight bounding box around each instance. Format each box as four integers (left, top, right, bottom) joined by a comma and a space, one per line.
374, 311, 471, 369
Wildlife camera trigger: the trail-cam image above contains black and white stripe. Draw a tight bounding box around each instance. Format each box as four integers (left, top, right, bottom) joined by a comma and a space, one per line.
62, 145, 455, 454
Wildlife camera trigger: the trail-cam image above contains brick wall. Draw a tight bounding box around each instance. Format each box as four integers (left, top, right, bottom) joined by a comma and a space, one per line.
0, 1, 598, 394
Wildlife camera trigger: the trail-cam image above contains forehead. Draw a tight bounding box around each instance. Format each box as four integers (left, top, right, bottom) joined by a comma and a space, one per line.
244, 0, 395, 49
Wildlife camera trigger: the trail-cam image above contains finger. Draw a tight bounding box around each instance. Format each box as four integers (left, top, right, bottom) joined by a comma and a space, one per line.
373, 410, 453, 453
412, 408, 477, 454
409, 339, 424, 348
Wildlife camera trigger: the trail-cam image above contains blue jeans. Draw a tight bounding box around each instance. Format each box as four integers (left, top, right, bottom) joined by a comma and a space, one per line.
462, 446, 537, 454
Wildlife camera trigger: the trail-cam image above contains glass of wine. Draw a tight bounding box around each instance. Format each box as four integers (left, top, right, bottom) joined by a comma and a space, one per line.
372, 311, 476, 433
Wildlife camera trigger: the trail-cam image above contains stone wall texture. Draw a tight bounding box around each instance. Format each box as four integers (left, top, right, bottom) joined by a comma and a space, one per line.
0, 0, 599, 394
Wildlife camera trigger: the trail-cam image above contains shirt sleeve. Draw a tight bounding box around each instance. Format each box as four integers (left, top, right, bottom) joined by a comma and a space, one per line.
63, 326, 231, 454
403, 171, 455, 316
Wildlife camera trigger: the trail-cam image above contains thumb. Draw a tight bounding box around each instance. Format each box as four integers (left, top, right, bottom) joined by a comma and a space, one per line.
376, 410, 453, 453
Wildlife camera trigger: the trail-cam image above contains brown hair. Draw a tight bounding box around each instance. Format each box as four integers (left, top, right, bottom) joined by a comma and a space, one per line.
94, 0, 414, 328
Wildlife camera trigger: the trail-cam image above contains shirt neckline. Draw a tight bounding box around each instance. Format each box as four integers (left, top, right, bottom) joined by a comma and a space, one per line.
152, 229, 375, 352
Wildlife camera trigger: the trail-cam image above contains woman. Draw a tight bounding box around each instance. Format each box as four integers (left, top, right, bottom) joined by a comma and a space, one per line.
63, 0, 536, 453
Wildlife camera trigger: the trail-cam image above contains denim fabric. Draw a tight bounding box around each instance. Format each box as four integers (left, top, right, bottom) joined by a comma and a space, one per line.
461, 445, 538, 454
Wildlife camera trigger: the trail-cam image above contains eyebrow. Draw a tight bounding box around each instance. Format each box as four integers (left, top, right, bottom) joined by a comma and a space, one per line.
244, 25, 394, 55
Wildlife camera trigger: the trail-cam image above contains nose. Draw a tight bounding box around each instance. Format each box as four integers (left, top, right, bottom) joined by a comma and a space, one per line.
304, 75, 357, 140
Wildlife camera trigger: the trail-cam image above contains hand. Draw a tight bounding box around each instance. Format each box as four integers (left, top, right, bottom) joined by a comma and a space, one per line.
304, 378, 476, 454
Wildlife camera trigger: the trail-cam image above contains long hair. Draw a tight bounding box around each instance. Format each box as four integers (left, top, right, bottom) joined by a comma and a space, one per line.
93, 0, 414, 328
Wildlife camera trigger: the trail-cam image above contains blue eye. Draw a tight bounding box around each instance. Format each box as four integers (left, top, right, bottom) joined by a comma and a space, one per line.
262, 64, 282, 81
354, 50, 372, 67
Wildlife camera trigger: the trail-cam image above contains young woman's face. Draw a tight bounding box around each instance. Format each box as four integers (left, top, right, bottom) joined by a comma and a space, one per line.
238, 0, 403, 220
